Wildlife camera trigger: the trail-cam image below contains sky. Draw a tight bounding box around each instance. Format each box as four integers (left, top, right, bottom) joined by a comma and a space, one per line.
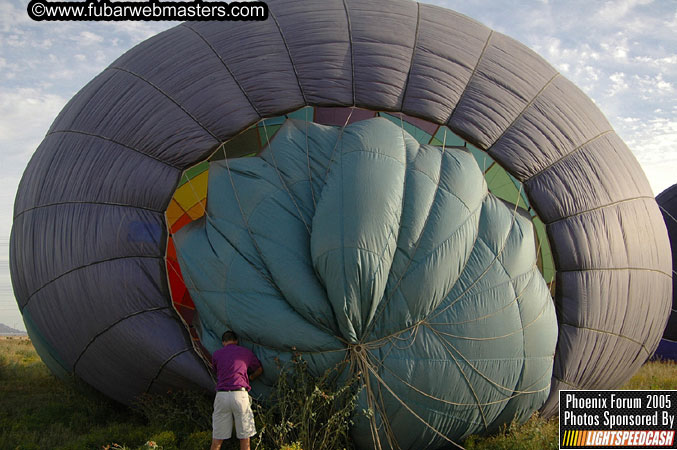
0, 0, 676, 331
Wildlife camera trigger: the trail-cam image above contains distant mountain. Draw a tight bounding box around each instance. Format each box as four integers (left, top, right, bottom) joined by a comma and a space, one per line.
0, 323, 26, 335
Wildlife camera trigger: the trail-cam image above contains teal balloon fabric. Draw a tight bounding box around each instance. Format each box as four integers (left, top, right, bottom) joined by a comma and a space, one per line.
175, 117, 557, 448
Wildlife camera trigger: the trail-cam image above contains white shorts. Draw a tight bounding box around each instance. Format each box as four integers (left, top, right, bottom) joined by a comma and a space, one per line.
212, 390, 257, 440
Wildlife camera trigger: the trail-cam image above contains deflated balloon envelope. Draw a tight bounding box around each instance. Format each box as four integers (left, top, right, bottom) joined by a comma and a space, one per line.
175, 117, 558, 447
654, 184, 677, 360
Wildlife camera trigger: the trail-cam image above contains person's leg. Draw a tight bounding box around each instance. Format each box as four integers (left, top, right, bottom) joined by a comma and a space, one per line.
232, 391, 257, 448
212, 393, 234, 450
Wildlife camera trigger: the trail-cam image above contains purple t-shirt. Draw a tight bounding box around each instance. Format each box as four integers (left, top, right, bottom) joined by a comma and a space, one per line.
212, 344, 262, 391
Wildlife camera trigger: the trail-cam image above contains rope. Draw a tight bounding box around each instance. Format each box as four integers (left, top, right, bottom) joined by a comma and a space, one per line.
260, 118, 312, 235
426, 269, 535, 327
176, 127, 347, 345
447, 30, 494, 128
305, 107, 317, 209
358, 114, 412, 337
363, 139, 485, 338
183, 168, 208, 214
429, 294, 552, 342
659, 203, 677, 225
169, 109, 561, 450
426, 325, 553, 397
351, 344, 466, 450
427, 183, 526, 323
374, 349, 552, 407
319, 108, 356, 184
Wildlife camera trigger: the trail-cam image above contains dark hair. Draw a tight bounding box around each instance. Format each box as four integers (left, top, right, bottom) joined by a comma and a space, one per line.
222, 330, 238, 343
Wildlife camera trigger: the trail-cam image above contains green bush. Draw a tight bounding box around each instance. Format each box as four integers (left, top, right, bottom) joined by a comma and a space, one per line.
279, 442, 303, 450
133, 389, 213, 437
254, 357, 361, 450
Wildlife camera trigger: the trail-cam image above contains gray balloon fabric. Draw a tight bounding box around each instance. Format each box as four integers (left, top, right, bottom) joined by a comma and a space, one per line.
10, 0, 671, 443
654, 184, 677, 360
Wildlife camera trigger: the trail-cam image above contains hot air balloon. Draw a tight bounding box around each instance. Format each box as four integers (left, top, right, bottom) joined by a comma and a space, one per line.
10, 0, 671, 448
654, 184, 677, 360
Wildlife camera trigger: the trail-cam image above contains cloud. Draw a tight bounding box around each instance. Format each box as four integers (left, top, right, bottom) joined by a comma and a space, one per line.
634, 54, 677, 67
625, 117, 677, 158
615, 115, 677, 194
0, 87, 67, 169
105, 21, 178, 43
427, 0, 677, 198
595, 0, 653, 23
0, 1, 32, 34
79, 30, 104, 45
632, 73, 675, 100
608, 72, 629, 96
600, 35, 629, 62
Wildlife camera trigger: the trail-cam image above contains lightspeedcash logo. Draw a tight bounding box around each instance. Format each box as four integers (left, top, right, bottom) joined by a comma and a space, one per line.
27, 0, 269, 21
560, 390, 677, 449
562, 430, 675, 447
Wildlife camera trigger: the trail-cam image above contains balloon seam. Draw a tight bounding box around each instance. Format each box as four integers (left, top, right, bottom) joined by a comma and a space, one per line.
46, 129, 183, 170
72, 306, 173, 371
180, 24, 263, 119
445, 30, 494, 131
521, 129, 615, 183
341, 0, 355, 105
14, 200, 165, 221
487, 71, 561, 154
268, 10, 308, 105
145, 347, 194, 393
108, 66, 221, 142
559, 322, 650, 355
398, 2, 421, 111
21, 255, 164, 312
543, 195, 657, 226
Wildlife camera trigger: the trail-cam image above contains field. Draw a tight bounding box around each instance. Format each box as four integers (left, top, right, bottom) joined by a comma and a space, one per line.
1, 336, 675, 450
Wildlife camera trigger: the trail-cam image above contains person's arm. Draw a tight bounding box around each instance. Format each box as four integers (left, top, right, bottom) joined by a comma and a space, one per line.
249, 366, 263, 381
247, 350, 263, 381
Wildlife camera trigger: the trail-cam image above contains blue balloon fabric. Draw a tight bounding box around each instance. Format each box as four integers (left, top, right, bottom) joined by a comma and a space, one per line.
654, 184, 677, 360
175, 117, 558, 448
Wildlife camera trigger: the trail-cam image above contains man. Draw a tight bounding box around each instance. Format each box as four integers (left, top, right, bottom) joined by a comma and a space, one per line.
211, 330, 263, 450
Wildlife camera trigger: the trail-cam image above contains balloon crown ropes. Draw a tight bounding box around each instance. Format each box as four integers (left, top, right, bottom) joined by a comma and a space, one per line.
175, 117, 557, 448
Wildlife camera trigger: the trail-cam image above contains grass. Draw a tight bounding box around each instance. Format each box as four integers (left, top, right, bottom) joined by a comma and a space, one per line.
463, 413, 560, 450
464, 357, 677, 450
1, 336, 675, 449
620, 357, 677, 390
0, 337, 157, 450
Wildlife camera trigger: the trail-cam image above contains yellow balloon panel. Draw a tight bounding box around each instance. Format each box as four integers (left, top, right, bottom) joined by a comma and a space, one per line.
173, 171, 209, 212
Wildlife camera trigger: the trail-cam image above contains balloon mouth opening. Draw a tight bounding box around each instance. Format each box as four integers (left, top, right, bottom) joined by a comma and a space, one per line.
163, 106, 557, 355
